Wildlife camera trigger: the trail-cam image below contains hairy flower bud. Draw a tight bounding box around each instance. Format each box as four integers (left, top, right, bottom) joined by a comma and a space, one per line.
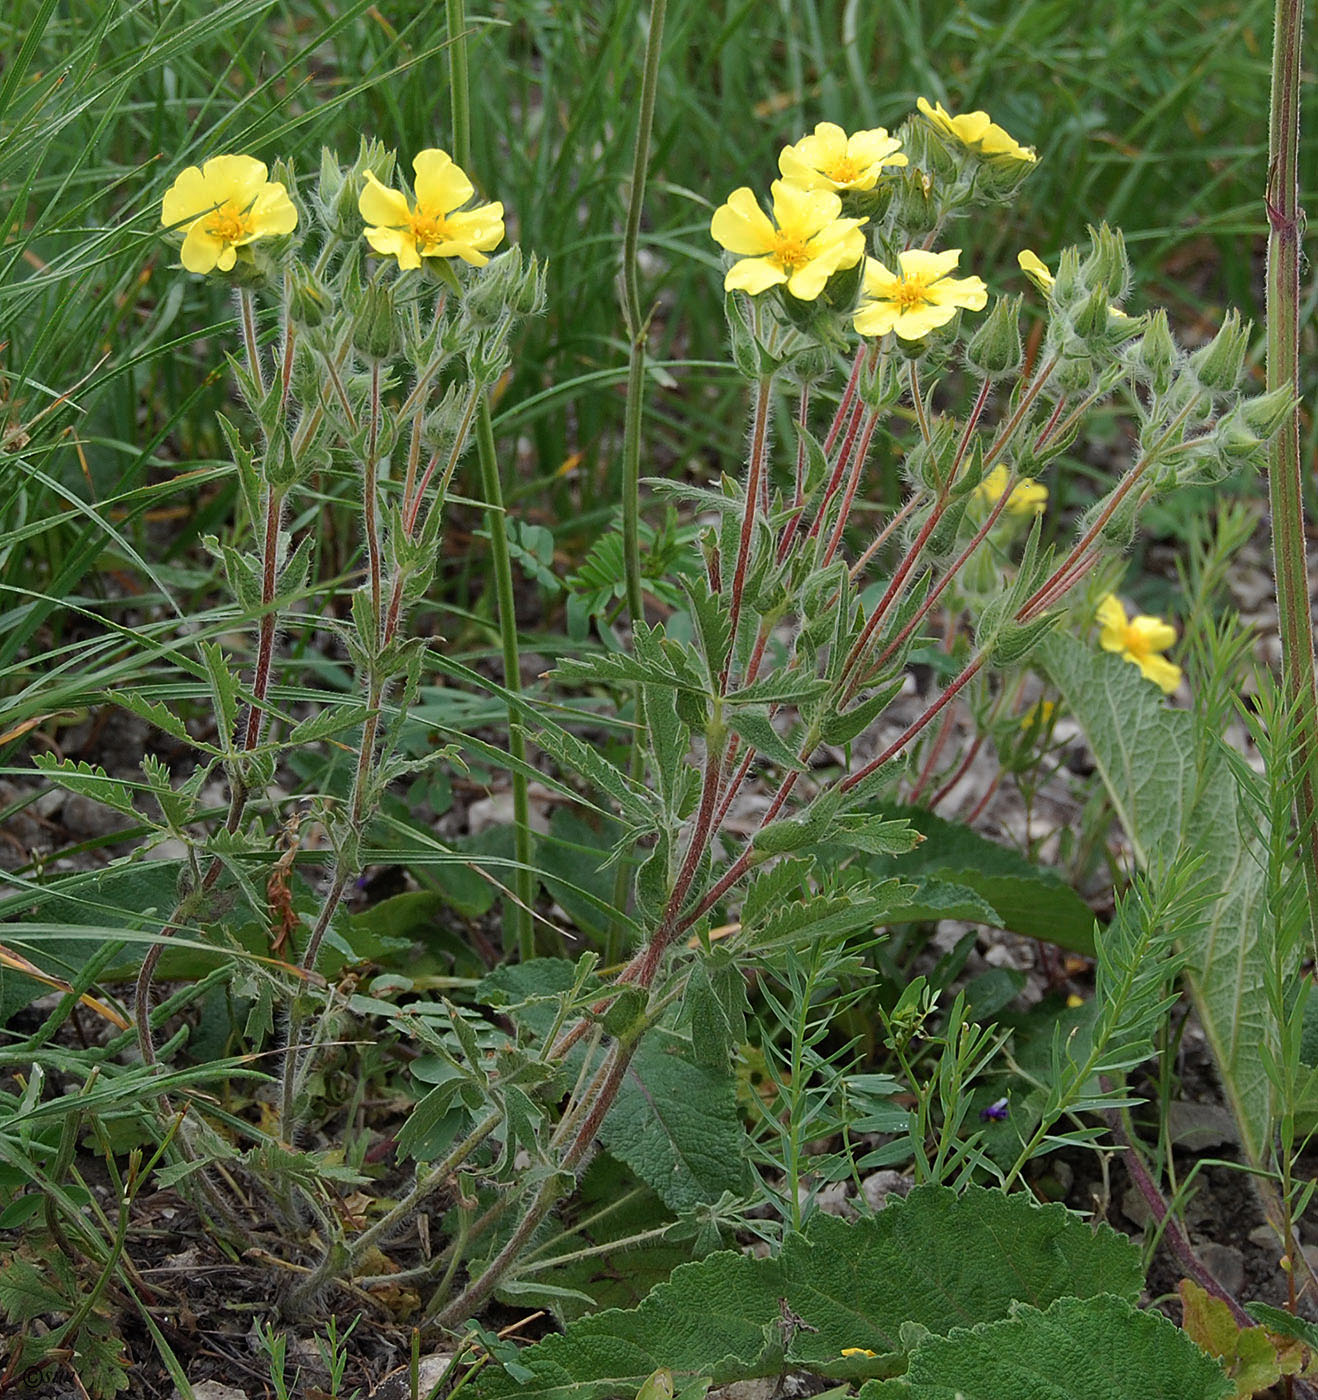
1187, 310, 1249, 394
288, 262, 329, 330
966, 293, 1023, 378
351, 281, 397, 362
1130, 310, 1177, 395
1081, 223, 1129, 300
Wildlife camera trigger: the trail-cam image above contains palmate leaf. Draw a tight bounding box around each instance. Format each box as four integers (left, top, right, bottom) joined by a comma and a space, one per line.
468, 1185, 1142, 1400
862, 1294, 1232, 1400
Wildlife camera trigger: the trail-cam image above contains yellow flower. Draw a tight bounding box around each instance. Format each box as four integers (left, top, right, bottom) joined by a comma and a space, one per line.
975, 463, 1048, 517
160, 155, 297, 275
917, 97, 1037, 163
359, 149, 504, 271
778, 121, 907, 192
1018, 249, 1130, 318
710, 180, 867, 300
852, 248, 987, 341
1019, 699, 1056, 731
1097, 594, 1182, 694
1017, 248, 1055, 292
841, 1348, 877, 1358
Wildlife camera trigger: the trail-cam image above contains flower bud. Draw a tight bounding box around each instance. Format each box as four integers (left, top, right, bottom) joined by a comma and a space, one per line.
334, 138, 395, 238
1187, 310, 1248, 394
351, 281, 397, 362
1056, 344, 1095, 395
965, 293, 1023, 378
288, 261, 329, 330
1130, 310, 1177, 395
1051, 248, 1083, 306
317, 146, 345, 215
1081, 223, 1129, 300
1073, 285, 1110, 340
1241, 383, 1296, 438
889, 165, 942, 237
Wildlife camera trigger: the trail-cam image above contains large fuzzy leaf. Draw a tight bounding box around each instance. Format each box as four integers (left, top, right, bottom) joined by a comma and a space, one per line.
469, 1185, 1141, 1400
1038, 635, 1274, 1165
862, 1293, 1232, 1400
598, 1030, 752, 1212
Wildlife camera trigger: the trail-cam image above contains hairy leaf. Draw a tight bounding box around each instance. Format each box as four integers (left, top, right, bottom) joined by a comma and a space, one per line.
1039, 635, 1273, 1163
863, 1294, 1232, 1400
600, 1030, 751, 1212
469, 1185, 1141, 1400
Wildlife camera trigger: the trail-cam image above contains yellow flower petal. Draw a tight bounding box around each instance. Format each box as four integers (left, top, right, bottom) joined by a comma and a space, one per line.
724, 256, 789, 295
848, 128, 906, 170
1017, 248, 1054, 291
359, 169, 412, 228
770, 179, 841, 239
250, 183, 298, 238
893, 302, 957, 340
365, 225, 421, 270
160, 165, 210, 228
710, 187, 777, 256
917, 97, 1036, 162
976, 464, 1012, 505
179, 222, 222, 273
852, 300, 900, 337
1136, 653, 1182, 694
413, 147, 473, 214
199, 154, 269, 209
860, 257, 901, 299
1129, 614, 1178, 654
1096, 594, 1129, 653
1008, 479, 1048, 515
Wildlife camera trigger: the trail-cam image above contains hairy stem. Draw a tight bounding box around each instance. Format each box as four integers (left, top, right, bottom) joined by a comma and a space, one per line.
1265, 0, 1318, 946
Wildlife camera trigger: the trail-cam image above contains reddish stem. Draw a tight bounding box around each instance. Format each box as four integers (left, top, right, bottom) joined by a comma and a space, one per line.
724, 377, 773, 685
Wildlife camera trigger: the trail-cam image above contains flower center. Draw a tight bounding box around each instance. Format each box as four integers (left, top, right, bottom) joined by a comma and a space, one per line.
409, 206, 452, 247
892, 274, 932, 310
1122, 625, 1149, 659
771, 231, 811, 272
205, 205, 253, 245
825, 156, 860, 185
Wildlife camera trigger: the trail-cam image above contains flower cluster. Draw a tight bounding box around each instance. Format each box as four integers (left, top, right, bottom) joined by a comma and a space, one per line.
160, 147, 504, 277
708, 98, 1032, 343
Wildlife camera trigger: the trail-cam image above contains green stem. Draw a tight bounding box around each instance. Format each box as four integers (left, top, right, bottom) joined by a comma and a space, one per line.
607, 0, 669, 962
1265, 0, 1318, 948
448, 0, 535, 960
475, 398, 535, 959
446, 0, 471, 169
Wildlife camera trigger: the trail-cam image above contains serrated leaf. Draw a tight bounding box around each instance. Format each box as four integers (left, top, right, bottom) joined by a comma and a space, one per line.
728, 707, 807, 772
468, 1185, 1143, 1400
861, 1294, 1233, 1400
725, 672, 831, 707
30, 755, 140, 820
534, 722, 659, 824
831, 815, 920, 856
1039, 634, 1272, 1163
286, 703, 370, 745
599, 1031, 751, 1212
110, 690, 200, 748
199, 638, 242, 740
